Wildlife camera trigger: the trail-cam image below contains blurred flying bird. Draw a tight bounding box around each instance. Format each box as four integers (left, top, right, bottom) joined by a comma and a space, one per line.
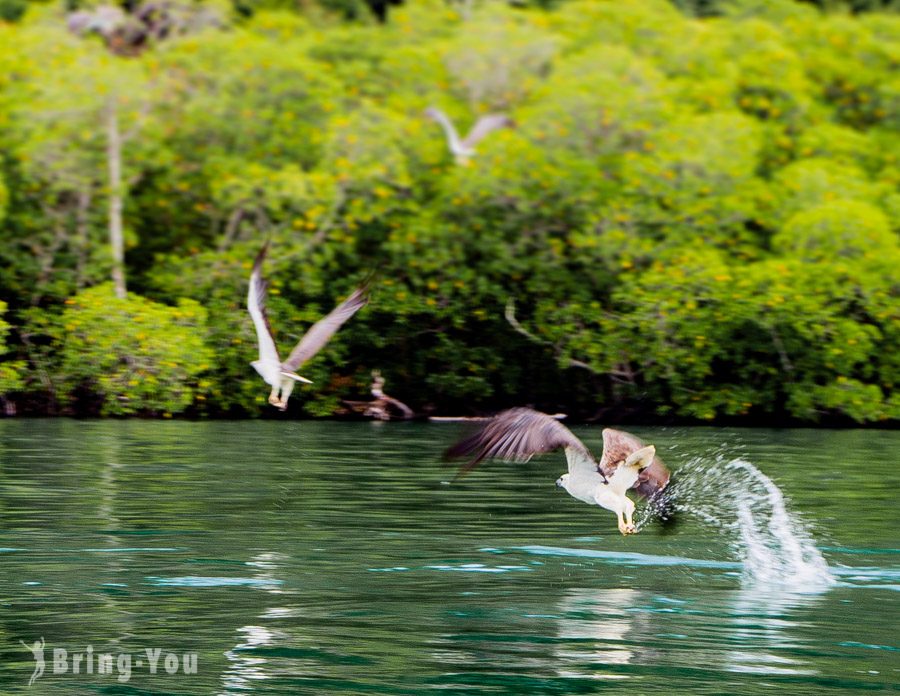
424, 106, 513, 164
247, 242, 368, 411
445, 408, 670, 535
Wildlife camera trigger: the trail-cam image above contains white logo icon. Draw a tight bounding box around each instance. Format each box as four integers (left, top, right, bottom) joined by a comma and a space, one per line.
20, 637, 45, 686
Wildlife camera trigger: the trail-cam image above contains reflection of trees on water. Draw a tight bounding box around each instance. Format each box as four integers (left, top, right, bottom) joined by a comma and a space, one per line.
94, 429, 137, 651
0, 421, 303, 687
0, 422, 141, 681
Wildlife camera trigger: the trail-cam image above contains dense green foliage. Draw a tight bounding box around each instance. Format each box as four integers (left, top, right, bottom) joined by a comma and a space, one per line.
54, 284, 212, 415
0, 0, 897, 422
0, 301, 25, 398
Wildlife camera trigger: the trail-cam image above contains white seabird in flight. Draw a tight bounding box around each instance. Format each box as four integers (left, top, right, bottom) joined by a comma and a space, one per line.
425, 106, 513, 164
247, 242, 368, 411
445, 408, 671, 535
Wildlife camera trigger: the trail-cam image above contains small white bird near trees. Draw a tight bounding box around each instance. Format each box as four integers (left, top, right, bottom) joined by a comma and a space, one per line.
247, 242, 369, 411
425, 106, 513, 164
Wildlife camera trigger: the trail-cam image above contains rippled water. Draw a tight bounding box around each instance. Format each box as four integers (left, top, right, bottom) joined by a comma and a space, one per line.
0, 420, 896, 694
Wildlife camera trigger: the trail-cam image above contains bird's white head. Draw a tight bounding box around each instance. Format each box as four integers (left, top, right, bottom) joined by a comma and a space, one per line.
555, 473, 570, 490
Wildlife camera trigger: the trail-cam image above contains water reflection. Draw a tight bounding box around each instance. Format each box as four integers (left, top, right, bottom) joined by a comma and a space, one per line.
94, 432, 136, 653
555, 588, 642, 679
220, 624, 279, 692
247, 552, 291, 596
218, 552, 289, 692
726, 586, 823, 676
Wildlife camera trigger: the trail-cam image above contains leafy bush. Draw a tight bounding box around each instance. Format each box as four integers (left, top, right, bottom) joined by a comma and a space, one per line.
774, 200, 894, 261
0, 300, 25, 397
56, 284, 212, 416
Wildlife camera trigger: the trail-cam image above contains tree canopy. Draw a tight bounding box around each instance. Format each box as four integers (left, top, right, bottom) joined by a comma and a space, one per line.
0, 0, 897, 423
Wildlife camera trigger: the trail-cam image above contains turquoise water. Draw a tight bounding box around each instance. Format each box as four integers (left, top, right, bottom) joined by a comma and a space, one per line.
0, 420, 896, 694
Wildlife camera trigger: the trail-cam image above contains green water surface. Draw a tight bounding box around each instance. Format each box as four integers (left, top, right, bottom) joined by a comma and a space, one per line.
0, 420, 896, 694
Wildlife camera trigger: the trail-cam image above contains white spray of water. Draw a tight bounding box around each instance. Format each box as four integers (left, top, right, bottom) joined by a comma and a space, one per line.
662, 455, 834, 592
728, 460, 833, 589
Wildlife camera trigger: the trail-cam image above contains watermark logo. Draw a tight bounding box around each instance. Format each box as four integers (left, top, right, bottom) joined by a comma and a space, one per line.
20, 640, 197, 685
20, 637, 45, 686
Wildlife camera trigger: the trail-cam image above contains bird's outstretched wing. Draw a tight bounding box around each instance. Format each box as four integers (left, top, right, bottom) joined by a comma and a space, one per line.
281, 284, 369, 372
425, 106, 463, 152
247, 242, 281, 366
461, 113, 513, 149
445, 408, 598, 478
599, 428, 670, 499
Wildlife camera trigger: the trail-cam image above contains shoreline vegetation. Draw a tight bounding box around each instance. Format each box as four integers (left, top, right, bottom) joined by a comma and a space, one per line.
0, 0, 898, 425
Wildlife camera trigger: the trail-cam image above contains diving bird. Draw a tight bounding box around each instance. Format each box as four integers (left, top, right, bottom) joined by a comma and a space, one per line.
445, 408, 670, 535
425, 106, 513, 164
247, 242, 368, 411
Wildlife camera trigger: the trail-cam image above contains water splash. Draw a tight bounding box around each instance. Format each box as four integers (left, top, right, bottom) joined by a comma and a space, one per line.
729, 460, 833, 589
665, 456, 834, 592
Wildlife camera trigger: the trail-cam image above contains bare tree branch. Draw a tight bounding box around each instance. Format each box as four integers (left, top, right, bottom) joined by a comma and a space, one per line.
768, 325, 795, 374
309, 181, 347, 248
218, 204, 247, 252
75, 187, 92, 290
504, 298, 602, 376
106, 96, 127, 298
31, 199, 69, 305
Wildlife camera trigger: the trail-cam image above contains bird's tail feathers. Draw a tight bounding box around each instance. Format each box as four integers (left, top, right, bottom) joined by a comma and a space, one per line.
281, 371, 313, 384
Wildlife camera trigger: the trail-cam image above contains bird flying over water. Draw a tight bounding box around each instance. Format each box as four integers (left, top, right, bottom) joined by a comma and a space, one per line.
425, 106, 513, 164
247, 242, 368, 411
445, 408, 671, 535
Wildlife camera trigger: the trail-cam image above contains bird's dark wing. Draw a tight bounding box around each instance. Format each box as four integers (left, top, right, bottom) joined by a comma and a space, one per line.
281, 284, 369, 372
247, 241, 281, 364
599, 428, 670, 499
445, 408, 597, 478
